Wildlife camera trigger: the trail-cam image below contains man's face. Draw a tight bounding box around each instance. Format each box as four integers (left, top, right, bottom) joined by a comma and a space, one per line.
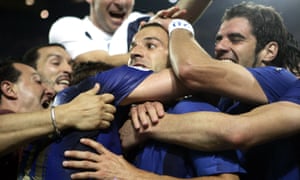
128, 25, 169, 72
36, 46, 72, 93
13, 63, 53, 112
90, 0, 134, 34
215, 17, 263, 67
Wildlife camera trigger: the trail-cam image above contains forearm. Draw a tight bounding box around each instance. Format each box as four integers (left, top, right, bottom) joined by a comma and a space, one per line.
0, 109, 57, 156
176, 0, 213, 23
144, 101, 300, 151
143, 112, 238, 151
75, 50, 129, 67
0, 104, 75, 156
121, 68, 191, 105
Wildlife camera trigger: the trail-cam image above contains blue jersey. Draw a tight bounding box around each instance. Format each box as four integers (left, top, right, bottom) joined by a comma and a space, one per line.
218, 66, 298, 180
280, 79, 300, 104
218, 66, 297, 114
18, 65, 153, 180
246, 79, 300, 180
133, 96, 246, 177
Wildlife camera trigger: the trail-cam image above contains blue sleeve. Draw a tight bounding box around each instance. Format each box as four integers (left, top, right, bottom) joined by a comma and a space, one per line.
53, 65, 153, 106
280, 80, 300, 104
247, 67, 297, 103
95, 65, 153, 105
53, 76, 95, 106
169, 98, 246, 176
190, 150, 246, 176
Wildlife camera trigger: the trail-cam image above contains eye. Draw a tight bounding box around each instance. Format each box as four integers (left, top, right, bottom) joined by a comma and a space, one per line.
147, 43, 156, 49
51, 59, 61, 66
32, 75, 42, 84
230, 37, 244, 44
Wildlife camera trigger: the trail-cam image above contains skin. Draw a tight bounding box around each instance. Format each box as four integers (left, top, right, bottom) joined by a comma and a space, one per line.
124, 8, 296, 152
62, 23, 239, 180
86, 0, 135, 35
0, 63, 53, 112
0, 63, 116, 156
36, 46, 73, 93
76, 0, 212, 65
128, 25, 169, 72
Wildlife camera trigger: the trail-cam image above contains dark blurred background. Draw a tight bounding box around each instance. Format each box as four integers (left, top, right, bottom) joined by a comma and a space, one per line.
0, 0, 299, 59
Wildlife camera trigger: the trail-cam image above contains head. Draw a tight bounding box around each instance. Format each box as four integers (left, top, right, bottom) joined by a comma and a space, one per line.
128, 23, 170, 72
71, 61, 114, 85
86, 0, 135, 35
23, 44, 73, 94
0, 59, 54, 112
215, 1, 288, 68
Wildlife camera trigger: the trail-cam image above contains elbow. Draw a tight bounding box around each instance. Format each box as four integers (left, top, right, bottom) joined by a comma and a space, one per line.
225, 128, 253, 150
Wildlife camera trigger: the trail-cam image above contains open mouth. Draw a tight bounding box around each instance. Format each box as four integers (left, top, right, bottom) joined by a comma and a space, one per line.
56, 75, 71, 87
42, 99, 51, 109
109, 11, 126, 19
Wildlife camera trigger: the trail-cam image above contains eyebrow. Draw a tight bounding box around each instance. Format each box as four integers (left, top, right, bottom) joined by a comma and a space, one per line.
143, 36, 165, 45
216, 32, 246, 40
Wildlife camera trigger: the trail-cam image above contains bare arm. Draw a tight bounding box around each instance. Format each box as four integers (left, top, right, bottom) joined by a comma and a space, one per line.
63, 138, 239, 180
120, 68, 192, 105
176, 0, 213, 23
169, 29, 267, 104
0, 84, 116, 156
140, 101, 300, 151
75, 50, 130, 66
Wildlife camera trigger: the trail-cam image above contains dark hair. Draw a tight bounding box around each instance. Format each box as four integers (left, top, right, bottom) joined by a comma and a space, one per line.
222, 1, 288, 68
71, 61, 114, 85
0, 58, 22, 101
285, 32, 300, 75
22, 43, 65, 68
139, 22, 168, 34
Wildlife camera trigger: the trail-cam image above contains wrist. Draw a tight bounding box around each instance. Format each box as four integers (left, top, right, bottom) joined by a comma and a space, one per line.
168, 19, 194, 36
50, 106, 61, 137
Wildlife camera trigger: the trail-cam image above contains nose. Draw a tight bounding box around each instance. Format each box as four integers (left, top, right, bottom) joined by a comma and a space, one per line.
129, 45, 144, 64
61, 61, 73, 74
215, 38, 231, 55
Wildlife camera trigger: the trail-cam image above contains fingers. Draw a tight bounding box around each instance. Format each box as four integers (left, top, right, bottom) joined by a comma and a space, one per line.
130, 105, 141, 130
100, 93, 115, 104
130, 102, 165, 130
79, 138, 110, 155
85, 83, 100, 95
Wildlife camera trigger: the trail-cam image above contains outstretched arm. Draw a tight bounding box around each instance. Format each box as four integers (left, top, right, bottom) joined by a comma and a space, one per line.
133, 101, 300, 151
0, 84, 116, 156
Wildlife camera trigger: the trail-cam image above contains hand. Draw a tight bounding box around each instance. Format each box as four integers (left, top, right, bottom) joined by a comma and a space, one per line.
119, 120, 146, 151
58, 83, 116, 130
63, 138, 139, 180
149, 6, 187, 30
130, 101, 165, 130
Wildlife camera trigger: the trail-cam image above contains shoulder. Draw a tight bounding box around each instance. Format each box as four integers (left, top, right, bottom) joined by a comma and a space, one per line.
49, 16, 83, 32
49, 16, 85, 43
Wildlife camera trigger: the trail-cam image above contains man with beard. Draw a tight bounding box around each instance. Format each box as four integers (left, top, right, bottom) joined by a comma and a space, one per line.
23, 44, 73, 94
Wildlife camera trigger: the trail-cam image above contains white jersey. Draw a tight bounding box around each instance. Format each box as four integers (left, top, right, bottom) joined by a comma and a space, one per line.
49, 12, 149, 59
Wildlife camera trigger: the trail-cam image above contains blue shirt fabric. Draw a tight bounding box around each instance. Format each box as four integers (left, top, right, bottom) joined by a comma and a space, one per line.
245, 79, 300, 180
133, 96, 246, 177
280, 79, 300, 104
218, 66, 299, 180
18, 65, 153, 180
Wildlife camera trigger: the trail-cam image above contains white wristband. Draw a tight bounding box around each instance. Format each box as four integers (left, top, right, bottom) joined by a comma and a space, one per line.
168, 19, 194, 36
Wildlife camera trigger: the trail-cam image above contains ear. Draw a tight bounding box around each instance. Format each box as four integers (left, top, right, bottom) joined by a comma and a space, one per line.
261, 41, 279, 63
0, 81, 18, 99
